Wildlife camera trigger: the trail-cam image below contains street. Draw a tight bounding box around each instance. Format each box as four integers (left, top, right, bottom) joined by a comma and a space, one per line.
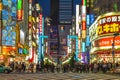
0, 73, 120, 80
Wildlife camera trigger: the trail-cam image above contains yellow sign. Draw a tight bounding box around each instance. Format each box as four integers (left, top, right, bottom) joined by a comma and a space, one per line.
82, 30, 86, 39
89, 12, 120, 41
96, 23, 120, 36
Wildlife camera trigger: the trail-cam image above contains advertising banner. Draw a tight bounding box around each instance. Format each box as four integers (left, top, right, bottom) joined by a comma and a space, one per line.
2, 0, 17, 46
89, 12, 120, 41
94, 36, 120, 47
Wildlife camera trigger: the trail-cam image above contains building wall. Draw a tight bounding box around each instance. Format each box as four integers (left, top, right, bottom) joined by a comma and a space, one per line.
50, 0, 59, 25
58, 25, 71, 56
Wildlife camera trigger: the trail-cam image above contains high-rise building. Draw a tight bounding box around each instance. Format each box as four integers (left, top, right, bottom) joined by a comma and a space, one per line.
48, 0, 74, 63
59, 0, 73, 24
50, 0, 73, 25
50, 0, 59, 25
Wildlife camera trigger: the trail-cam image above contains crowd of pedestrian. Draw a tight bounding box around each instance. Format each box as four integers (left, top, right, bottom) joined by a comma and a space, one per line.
8, 61, 119, 74
72, 62, 119, 73
9, 62, 35, 73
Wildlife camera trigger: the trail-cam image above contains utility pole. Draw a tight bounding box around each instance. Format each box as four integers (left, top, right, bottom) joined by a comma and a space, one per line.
112, 32, 119, 70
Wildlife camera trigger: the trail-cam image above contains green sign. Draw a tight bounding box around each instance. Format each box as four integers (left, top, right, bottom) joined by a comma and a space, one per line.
17, 0, 22, 10
23, 48, 28, 54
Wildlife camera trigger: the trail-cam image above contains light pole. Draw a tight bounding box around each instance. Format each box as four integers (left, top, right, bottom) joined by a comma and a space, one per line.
112, 32, 119, 69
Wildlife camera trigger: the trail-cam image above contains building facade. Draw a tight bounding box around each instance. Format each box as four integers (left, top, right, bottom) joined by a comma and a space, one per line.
59, 0, 73, 24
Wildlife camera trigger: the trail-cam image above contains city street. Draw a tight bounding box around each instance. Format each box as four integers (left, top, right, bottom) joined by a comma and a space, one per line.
0, 73, 120, 80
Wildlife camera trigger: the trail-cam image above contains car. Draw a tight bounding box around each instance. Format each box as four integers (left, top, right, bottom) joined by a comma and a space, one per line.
0, 65, 12, 73
114, 66, 120, 74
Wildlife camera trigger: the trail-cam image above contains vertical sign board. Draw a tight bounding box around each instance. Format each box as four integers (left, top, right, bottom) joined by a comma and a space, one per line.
67, 35, 70, 53
82, 42, 86, 52
28, 0, 33, 62
76, 5, 79, 34
86, 35, 90, 46
38, 14, 42, 61
42, 17, 44, 57
76, 37, 79, 61
0, 1, 1, 54
86, 15, 90, 27
39, 14, 42, 34
90, 14, 94, 25
82, 0, 86, 39
0, 1, 1, 47
17, 0, 23, 21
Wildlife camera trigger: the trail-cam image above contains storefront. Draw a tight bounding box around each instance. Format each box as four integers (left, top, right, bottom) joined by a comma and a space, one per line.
89, 12, 120, 63
1, 46, 16, 65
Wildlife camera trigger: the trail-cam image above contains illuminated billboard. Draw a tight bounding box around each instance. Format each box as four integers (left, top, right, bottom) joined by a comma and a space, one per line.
96, 15, 120, 36
82, 0, 86, 39
0, 2, 2, 11
17, 0, 23, 21
94, 36, 120, 47
2, 0, 17, 46
89, 12, 120, 53
0, 20, 1, 46
76, 5, 79, 34
20, 30, 25, 45
39, 14, 42, 34
89, 12, 120, 41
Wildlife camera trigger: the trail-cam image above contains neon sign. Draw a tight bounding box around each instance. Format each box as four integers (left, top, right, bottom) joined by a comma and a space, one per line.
39, 14, 42, 33
89, 12, 120, 41
94, 36, 120, 47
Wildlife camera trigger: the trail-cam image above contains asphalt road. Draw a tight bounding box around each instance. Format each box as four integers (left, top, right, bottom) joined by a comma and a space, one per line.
0, 73, 120, 80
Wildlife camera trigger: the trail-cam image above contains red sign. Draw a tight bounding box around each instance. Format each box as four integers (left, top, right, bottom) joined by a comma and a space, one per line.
39, 14, 42, 33
94, 36, 120, 47
82, 21, 86, 30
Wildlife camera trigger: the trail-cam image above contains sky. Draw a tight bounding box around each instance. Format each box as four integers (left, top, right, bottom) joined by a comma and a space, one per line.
39, 0, 81, 18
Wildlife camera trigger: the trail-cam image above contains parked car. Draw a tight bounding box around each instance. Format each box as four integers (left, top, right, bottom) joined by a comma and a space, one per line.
114, 66, 120, 74
0, 65, 12, 73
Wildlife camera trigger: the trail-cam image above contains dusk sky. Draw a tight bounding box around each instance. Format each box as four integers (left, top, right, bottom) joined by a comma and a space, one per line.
39, 0, 81, 18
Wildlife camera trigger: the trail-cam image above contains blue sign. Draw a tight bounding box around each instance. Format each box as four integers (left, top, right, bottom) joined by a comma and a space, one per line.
90, 14, 94, 25
87, 15, 90, 26
86, 35, 90, 46
18, 48, 23, 54
82, 42, 86, 52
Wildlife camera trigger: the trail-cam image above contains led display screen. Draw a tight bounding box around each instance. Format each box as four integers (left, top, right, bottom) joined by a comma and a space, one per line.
2, 0, 17, 46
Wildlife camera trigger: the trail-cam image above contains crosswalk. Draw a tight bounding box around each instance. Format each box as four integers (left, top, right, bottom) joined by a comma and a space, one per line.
0, 73, 120, 80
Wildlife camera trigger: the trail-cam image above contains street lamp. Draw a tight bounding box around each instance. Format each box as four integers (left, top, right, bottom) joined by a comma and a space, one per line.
112, 32, 119, 69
